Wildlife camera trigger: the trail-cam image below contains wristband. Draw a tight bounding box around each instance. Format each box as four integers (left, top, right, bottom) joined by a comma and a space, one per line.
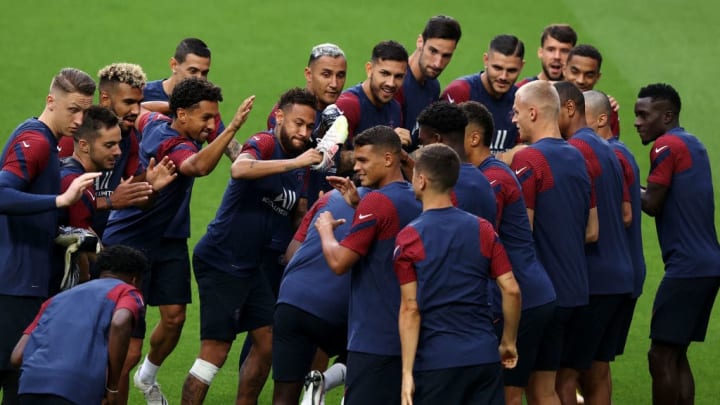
106, 386, 119, 394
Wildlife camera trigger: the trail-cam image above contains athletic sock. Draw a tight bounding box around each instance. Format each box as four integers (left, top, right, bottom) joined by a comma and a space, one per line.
138, 355, 160, 385
323, 362, 346, 391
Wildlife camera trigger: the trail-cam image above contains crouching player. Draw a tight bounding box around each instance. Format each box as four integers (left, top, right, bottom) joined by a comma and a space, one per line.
394, 144, 521, 405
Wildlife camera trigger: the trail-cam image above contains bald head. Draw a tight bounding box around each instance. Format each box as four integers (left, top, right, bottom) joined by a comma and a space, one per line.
584, 90, 613, 138
512, 80, 562, 143
516, 80, 561, 120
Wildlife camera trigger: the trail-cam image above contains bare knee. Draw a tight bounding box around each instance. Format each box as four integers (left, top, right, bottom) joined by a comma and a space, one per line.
249, 326, 273, 357
159, 304, 186, 329
199, 339, 232, 368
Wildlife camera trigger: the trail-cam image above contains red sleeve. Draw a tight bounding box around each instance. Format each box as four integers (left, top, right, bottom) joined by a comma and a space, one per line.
479, 219, 512, 278
510, 148, 538, 210
123, 131, 141, 178
293, 191, 333, 243
568, 138, 599, 208
340, 191, 398, 256
57, 136, 75, 158
24, 299, 52, 334
241, 132, 276, 161
440, 80, 471, 104
336, 92, 361, 139
482, 166, 520, 228
108, 284, 145, 324
613, 150, 634, 203
62, 173, 95, 229
1, 132, 51, 182
393, 226, 424, 285
648, 135, 690, 187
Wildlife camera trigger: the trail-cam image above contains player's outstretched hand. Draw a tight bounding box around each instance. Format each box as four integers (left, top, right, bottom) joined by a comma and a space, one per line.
608, 94, 620, 112
394, 127, 412, 147
145, 156, 177, 191
106, 177, 154, 209
228, 95, 256, 132
326, 176, 360, 207
499, 341, 518, 369
401, 372, 415, 405
296, 148, 323, 168
314, 211, 346, 232
55, 172, 102, 208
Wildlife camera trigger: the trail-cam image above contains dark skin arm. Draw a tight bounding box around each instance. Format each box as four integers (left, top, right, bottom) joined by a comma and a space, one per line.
641, 182, 669, 217
106, 309, 133, 404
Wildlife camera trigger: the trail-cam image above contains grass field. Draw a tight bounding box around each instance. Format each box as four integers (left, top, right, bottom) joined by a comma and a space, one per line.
1, 1, 719, 404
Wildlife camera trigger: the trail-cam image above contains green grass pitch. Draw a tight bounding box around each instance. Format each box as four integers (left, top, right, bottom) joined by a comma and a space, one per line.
1, 1, 718, 403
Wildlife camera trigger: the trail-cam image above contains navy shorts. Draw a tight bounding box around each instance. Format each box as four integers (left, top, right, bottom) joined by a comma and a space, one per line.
141, 238, 192, 307
651, 276, 720, 345
504, 301, 556, 387
272, 303, 347, 382
345, 352, 401, 405
561, 294, 628, 369
0, 295, 43, 370
414, 363, 504, 405
18, 393, 76, 405
614, 296, 638, 356
534, 306, 579, 371
193, 256, 274, 342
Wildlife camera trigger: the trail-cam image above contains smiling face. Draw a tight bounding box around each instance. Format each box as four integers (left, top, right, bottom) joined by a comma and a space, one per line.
86, 124, 122, 171
101, 82, 144, 133
177, 100, 219, 142
483, 51, 524, 98
365, 58, 407, 106
306, 55, 347, 109
352, 144, 391, 188
634, 97, 671, 145
563, 55, 601, 92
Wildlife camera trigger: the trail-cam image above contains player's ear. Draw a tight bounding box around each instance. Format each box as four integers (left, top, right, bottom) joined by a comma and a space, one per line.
304, 67, 312, 84
176, 107, 187, 124
597, 113, 609, 128
275, 109, 284, 127
78, 138, 90, 153
46, 94, 55, 111
169, 57, 178, 74
483, 53, 489, 68
416, 34, 423, 50
99, 90, 110, 106
365, 61, 373, 78
537, 46, 543, 59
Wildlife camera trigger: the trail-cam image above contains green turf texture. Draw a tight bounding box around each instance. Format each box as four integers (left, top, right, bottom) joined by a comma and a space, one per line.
1, 1, 718, 404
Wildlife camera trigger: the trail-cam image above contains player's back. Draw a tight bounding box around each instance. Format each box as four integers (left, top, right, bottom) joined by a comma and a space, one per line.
569, 128, 634, 295
452, 162, 497, 225
512, 138, 590, 307
480, 156, 556, 310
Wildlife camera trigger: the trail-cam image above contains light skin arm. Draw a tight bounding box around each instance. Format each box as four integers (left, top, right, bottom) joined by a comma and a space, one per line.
314, 211, 360, 274
399, 281, 420, 405
10, 334, 29, 368
55, 172, 102, 208
230, 148, 321, 180
106, 308, 133, 404
586, 207, 599, 243
641, 182, 668, 217
622, 201, 632, 228
496, 271, 521, 369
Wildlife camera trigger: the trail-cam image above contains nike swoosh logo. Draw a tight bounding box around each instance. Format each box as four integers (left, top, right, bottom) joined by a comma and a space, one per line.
490, 180, 497, 185
446, 95, 455, 104
22, 141, 30, 148
654, 145, 669, 154
515, 166, 528, 176
358, 213, 373, 220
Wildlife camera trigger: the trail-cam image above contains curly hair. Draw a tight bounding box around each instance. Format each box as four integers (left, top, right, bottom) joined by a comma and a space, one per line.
98, 63, 147, 91
169, 77, 223, 114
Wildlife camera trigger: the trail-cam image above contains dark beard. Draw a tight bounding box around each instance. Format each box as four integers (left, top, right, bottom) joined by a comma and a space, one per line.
278, 126, 310, 157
